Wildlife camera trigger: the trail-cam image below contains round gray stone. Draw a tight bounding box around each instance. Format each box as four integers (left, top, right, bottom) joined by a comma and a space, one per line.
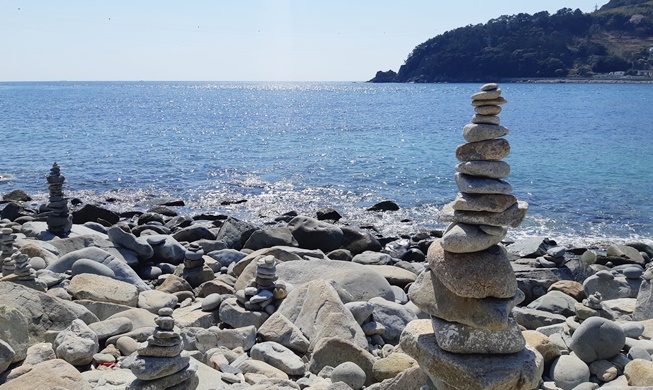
331, 361, 366, 390
569, 317, 625, 363
70, 258, 116, 278
455, 160, 510, 179
456, 138, 510, 162
462, 123, 509, 143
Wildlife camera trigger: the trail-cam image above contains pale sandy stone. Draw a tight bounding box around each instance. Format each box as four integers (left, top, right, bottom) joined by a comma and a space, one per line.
456, 138, 510, 161
449, 192, 517, 212
474, 105, 502, 116
427, 241, 518, 299
462, 123, 509, 143
472, 97, 508, 106
440, 222, 506, 253
439, 201, 529, 228
471, 89, 501, 100
456, 160, 510, 179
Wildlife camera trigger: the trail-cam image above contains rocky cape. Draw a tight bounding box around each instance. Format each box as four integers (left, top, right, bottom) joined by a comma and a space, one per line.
0, 192, 653, 389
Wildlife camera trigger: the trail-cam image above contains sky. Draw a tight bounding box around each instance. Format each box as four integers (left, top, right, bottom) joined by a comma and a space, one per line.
1, 1, 608, 82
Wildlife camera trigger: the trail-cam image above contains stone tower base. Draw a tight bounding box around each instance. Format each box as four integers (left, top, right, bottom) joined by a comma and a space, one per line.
400, 320, 543, 390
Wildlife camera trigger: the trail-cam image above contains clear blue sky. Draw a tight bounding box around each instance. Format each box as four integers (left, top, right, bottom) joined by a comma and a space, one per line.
1, 1, 607, 81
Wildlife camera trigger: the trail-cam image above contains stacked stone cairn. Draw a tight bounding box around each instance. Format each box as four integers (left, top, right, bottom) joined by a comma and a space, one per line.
239, 255, 288, 314
10, 252, 35, 281
46, 162, 73, 237
124, 307, 198, 389
401, 84, 542, 390
1, 227, 17, 277
181, 242, 214, 288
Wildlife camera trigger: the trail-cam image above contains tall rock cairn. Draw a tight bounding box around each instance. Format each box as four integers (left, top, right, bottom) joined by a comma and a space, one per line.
46, 162, 72, 237
401, 84, 541, 390
0, 228, 17, 277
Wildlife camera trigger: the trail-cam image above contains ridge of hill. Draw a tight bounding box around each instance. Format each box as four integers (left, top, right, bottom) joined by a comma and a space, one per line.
371, 0, 653, 82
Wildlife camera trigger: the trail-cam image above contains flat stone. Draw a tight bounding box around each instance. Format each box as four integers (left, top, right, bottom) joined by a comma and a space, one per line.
462, 123, 509, 143
481, 83, 499, 91
472, 114, 500, 125
456, 138, 510, 162
440, 222, 506, 253
474, 105, 502, 116
471, 96, 507, 106
122, 351, 190, 381
400, 319, 543, 390
250, 341, 306, 376
309, 337, 376, 387
409, 270, 522, 330
219, 297, 269, 329
471, 89, 501, 100
68, 273, 139, 307
449, 192, 517, 212
455, 160, 510, 179
432, 316, 525, 354
428, 241, 518, 299
439, 200, 529, 228
454, 173, 512, 195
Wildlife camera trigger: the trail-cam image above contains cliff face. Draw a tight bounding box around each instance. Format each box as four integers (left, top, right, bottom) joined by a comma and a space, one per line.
371, 3, 653, 82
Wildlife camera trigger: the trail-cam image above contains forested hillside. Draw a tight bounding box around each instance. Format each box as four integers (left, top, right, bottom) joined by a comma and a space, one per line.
371, 0, 653, 82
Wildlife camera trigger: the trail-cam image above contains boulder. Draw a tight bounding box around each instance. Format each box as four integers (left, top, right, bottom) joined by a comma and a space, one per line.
72, 204, 119, 225
570, 317, 626, 363
624, 359, 653, 387
0, 358, 92, 389
633, 266, 653, 321
215, 217, 257, 250
288, 216, 344, 252
46, 247, 149, 292
331, 362, 366, 390
527, 290, 577, 317
195, 326, 256, 352
67, 273, 139, 307
368, 297, 417, 344
340, 227, 381, 255
0, 305, 29, 363
309, 337, 376, 386
243, 227, 298, 251
53, 319, 99, 366
70, 258, 115, 278
276, 259, 394, 302
0, 282, 98, 340
372, 352, 418, 382
257, 312, 311, 354
137, 290, 178, 314
276, 279, 367, 349
0, 340, 15, 373
44, 233, 139, 267
147, 235, 187, 265
549, 354, 590, 390
583, 270, 631, 301
250, 341, 305, 376
172, 224, 217, 243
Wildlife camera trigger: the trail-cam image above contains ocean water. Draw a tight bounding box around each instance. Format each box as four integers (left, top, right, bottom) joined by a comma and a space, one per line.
0, 81, 651, 246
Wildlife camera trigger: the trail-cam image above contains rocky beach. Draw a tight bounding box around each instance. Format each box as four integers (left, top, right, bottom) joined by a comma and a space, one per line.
0, 85, 652, 390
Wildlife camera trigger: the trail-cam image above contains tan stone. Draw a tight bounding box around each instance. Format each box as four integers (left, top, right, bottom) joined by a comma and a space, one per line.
456, 138, 510, 161
474, 105, 502, 116
481, 83, 499, 91
427, 241, 517, 299
522, 330, 561, 365
449, 192, 517, 212
471, 89, 502, 100
548, 280, 586, 301
462, 123, 509, 143
400, 320, 543, 390
67, 273, 139, 307
372, 353, 418, 381
0, 359, 92, 390
624, 359, 653, 386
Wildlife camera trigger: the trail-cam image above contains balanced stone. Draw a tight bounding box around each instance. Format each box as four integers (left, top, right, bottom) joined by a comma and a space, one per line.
454, 173, 512, 195
471, 114, 500, 125
481, 83, 499, 91
462, 123, 509, 143
455, 160, 510, 179
432, 316, 525, 354
440, 222, 506, 253
455, 138, 510, 161
410, 270, 523, 330
45, 162, 72, 237
12, 252, 35, 280
471, 89, 502, 101
428, 241, 517, 299
440, 201, 529, 228
471, 97, 508, 106
449, 192, 517, 213
474, 105, 502, 116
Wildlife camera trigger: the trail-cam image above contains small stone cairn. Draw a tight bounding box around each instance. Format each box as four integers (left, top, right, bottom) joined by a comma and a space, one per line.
10, 252, 35, 281
46, 162, 72, 237
181, 242, 214, 288
401, 84, 541, 390
239, 255, 288, 314
124, 307, 198, 389
1, 228, 17, 276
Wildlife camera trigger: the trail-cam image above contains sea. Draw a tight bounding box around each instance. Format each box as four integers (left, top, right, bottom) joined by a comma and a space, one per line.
0, 81, 651, 247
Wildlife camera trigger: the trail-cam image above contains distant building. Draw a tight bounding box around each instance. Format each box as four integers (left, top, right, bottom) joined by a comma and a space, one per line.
649, 47, 653, 60
635, 69, 653, 76
609, 71, 626, 76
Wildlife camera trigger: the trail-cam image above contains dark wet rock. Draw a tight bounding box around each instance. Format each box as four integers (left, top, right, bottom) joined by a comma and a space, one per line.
367, 200, 399, 212
215, 217, 257, 250
2, 189, 32, 202
288, 216, 344, 253
316, 208, 342, 221
341, 227, 382, 255
72, 203, 120, 225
